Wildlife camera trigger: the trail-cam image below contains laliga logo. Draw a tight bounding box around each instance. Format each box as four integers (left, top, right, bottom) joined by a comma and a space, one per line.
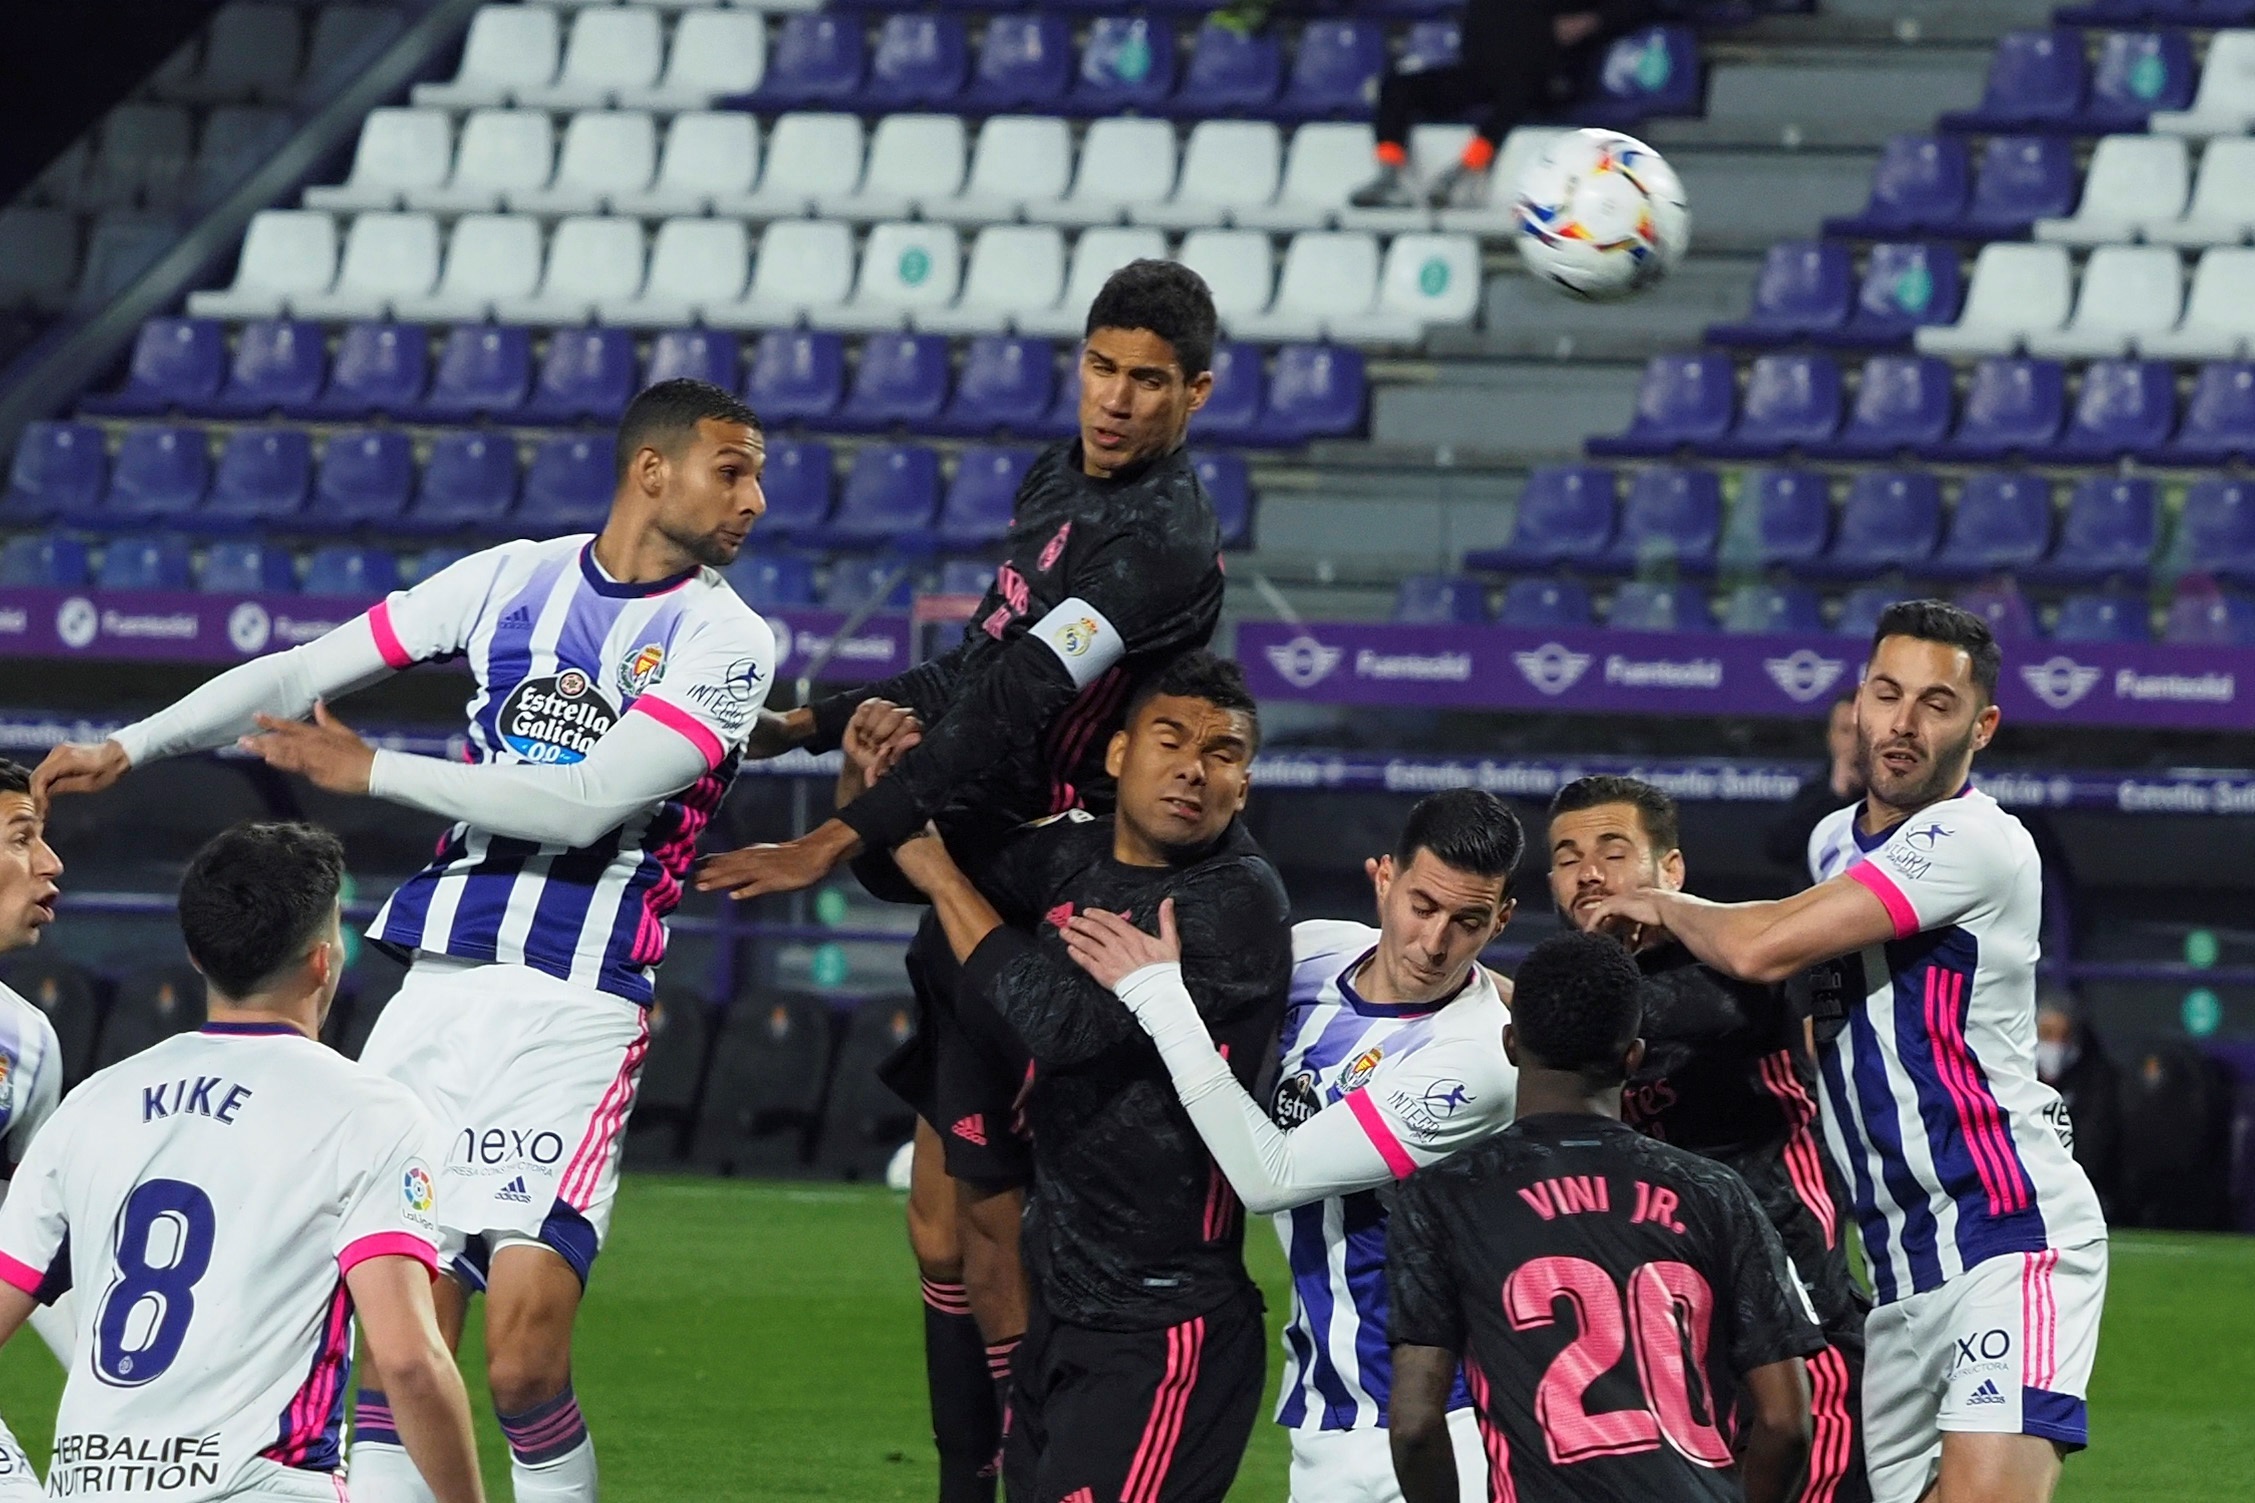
1265, 634, 1343, 688
2020, 656, 2102, 710
1512, 643, 1592, 696
1763, 650, 1845, 704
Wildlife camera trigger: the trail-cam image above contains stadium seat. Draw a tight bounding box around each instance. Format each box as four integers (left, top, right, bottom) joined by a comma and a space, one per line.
746, 328, 846, 424
714, 218, 856, 330
1953, 580, 2039, 640
2166, 360, 2255, 461
1474, 465, 1616, 569
836, 332, 951, 430
1336, 232, 1479, 343
1822, 469, 1943, 576
2163, 583, 2255, 643
1239, 122, 1375, 232
937, 336, 1056, 435
2153, 30, 2255, 137
2175, 476, 2255, 583
2026, 245, 2182, 360
1608, 580, 1695, 632
1254, 343, 1367, 443
1707, 241, 1853, 346
828, 222, 963, 333
1915, 243, 2072, 357
497, 216, 646, 326
414, 109, 555, 215
174, 3, 303, 107
1825, 135, 1970, 238
1835, 583, 1912, 638
824, 555, 916, 611
310, 430, 415, 529
519, 7, 665, 110
301, 543, 398, 597
522, 326, 639, 423
920, 225, 1066, 337
410, 431, 519, 530
822, 445, 941, 547
1495, 577, 1593, 629
1583, 25, 1703, 124
198, 537, 294, 594
1174, 21, 1282, 116
80, 104, 194, 211
1588, 353, 1737, 457
1940, 358, 2066, 459
613, 218, 750, 328
1195, 450, 1254, 546
391, 214, 543, 325
2051, 592, 2148, 642
1018, 226, 1166, 340
960, 14, 1074, 113
1940, 30, 2088, 133
692, 991, 836, 1176
1611, 466, 1721, 570
1398, 20, 1461, 73
96, 535, 193, 591
1236, 231, 1384, 344
186, 105, 295, 208
1074, 17, 1176, 113
756, 439, 834, 537
1711, 353, 1843, 457
1188, 342, 1263, 443
725, 552, 819, 612
97, 426, 209, 524
2035, 134, 2190, 246
613, 112, 760, 218
0, 533, 89, 588
1338, 121, 1474, 234
933, 116, 1073, 229
2142, 248, 2255, 361
1282, 21, 1386, 121
84, 317, 226, 417
306, 321, 426, 419
1137, 122, 1282, 231
2084, 30, 2195, 132
2146, 137, 2255, 252
0, 209, 79, 313
1953, 136, 2080, 238
1039, 117, 1179, 229
1935, 471, 2053, 576
620, 10, 768, 112
1178, 229, 1276, 334
2051, 359, 2176, 459
292, 211, 441, 321
300, 7, 408, 107
935, 446, 1032, 547
822, 114, 968, 223
204, 427, 311, 525
306, 107, 452, 213
862, 14, 969, 109
749, 12, 867, 109
188, 209, 339, 320
405, 547, 470, 584
1721, 583, 1825, 635
937, 560, 996, 597
512, 111, 658, 216
206, 318, 325, 419
721, 114, 860, 230
415, 324, 532, 421
75, 212, 177, 311
1392, 574, 1488, 624
521, 434, 613, 532
1816, 355, 1953, 458
1722, 468, 1829, 566
2043, 474, 2158, 580
648, 327, 740, 391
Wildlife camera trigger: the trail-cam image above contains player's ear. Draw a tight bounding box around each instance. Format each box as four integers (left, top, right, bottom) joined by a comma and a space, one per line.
1622, 1038, 1647, 1078
1103, 729, 1128, 779
1973, 702, 2001, 750
1659, 847, 1686, 893
1489, 896, 1515, 938
1183, 367, 1214, 415
1501, 1023, 1519, 1066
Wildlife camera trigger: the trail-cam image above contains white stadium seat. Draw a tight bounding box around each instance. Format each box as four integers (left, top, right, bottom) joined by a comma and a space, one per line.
1176, 229, 1275, 333
613, 111, 759, 217
519, 6, 666, 109
1035, 118, 1177, 229
413, 5, 561, 108
1438, 127, 1570, 236
717, 112, 863, 220
1017, 226, 1166, 339
1231, 230, 1381, 343
512, 111, 658, 215
1339, 124, 1472, 233
2146, 138, 2255, 248
603, 217, 750, 326
617, 9, 767, 110
305, 108, 452, 213
188, 209, 339, 319
916, 224, 1067, 335
1134, 122, 1281, 231
1336, 231, 1481, 343
825, 221, 963, 331
1914, 243, 2074, 357
1237, 123, 1374, 233
818, 114, 968, 222
494, 214, 647, 324
931, 115, 1074, 227
2035, 136, 2189, 247
708, 218, 857, 328
413, 109, 555, 214
393, 212, 546, 323
2152, 31, 2255, 138
291, 210, 441, 320
2141, 247, 2255, 360
2025, 245, 2182, 359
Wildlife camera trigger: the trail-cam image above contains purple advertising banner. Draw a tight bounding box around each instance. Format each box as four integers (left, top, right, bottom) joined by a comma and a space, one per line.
0, 588, 914, 680
1237, 621, 2254, 731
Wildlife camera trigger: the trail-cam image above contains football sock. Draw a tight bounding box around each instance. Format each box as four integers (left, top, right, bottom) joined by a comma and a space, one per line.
922, 1277, 998, 1503
1376, 141, 1408, 169
348, 1390, 437, 1503
500, 1385, 597, 1503
984, 1335, 1022, 1425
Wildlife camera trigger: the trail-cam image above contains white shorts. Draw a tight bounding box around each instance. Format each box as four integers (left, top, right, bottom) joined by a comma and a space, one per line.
358, 956, 650, 1285
1286, 1409, 1485, 1503
220, 1458, 350, 1499
1863, 1238, 2107, 1503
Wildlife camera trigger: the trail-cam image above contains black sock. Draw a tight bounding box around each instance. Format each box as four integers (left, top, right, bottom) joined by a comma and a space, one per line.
984, 1334, 1022, 1436
922, 1277, 998, 1503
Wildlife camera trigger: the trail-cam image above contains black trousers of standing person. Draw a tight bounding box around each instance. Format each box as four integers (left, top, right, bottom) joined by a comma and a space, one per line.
1372, 0, 1660, 152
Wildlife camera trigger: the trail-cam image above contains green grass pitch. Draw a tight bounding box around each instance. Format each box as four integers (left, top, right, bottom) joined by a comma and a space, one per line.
2, 1177, 2248, 1500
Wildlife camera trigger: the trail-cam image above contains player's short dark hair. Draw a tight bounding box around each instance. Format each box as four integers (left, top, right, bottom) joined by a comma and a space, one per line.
1548, 775, 1680, 856
1124, 650, 1261, 752
179, 822, 346, 1000
1870, 599, 2001, 705
615, 378, 762, 481
1510, 931, 1645, 1086
0, 760, 29, 799
1396, 789, 1523, 893
1085, 259, 1218, 380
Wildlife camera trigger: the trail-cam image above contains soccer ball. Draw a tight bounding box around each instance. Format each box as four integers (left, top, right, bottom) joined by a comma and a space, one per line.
1512, 128, 1691, 302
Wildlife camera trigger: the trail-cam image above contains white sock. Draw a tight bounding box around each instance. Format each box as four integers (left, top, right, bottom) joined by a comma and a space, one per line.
347, 1440, 439, 1503
510, 1436, 597, 1503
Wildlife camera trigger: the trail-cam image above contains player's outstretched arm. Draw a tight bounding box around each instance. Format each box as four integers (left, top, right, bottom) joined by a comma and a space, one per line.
348, 1256, 485, 1503
1387, 1344, 1464, 1503
1589, 874, 1898, 985
1737, 1358, 1814, 1503
0, 1284, 36, 1354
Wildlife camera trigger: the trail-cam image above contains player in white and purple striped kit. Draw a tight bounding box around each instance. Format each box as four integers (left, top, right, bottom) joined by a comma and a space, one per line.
34, 380, 776, 1503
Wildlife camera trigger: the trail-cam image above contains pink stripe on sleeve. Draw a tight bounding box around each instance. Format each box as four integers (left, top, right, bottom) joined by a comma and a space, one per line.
1345, 1088, 1419, 1179
1847, 859, 1919, 939
338, 1231, 439, 1279
0, 1250, 46, 1296
631, 696, 726, 771
366, 601, 413, 670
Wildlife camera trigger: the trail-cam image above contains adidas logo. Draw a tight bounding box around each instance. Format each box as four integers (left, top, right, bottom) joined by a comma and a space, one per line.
495, 1175, 533, 1204
1967, 1379, 2005, 1406
499, 606, 534, 630
951, 1114, 988, 1147
1061, 1491, 1093, 1503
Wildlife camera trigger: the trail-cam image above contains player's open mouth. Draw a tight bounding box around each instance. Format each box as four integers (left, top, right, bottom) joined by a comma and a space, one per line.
1879, 748, 1920, 773
1160, 796, 1202, 818
1091, 427, 1128, 449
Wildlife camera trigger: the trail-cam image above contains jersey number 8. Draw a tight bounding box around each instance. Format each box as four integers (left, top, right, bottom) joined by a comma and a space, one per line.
94, 1179, 216, 1387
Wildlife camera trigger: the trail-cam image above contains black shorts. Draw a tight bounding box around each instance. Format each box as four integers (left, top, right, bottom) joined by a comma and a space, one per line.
876, 912, 1035, 1186
1802, 1320, 1870, 1503
1003, 1290, 1265, 1503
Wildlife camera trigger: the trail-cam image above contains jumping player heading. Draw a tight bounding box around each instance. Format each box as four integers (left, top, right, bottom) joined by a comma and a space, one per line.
1588, 601, 2108, 1503
34, 379, 776, 1503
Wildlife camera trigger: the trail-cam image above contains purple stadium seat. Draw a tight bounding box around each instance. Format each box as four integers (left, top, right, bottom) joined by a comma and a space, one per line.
1815, 355, 1953, 459
521, 326, 638, 425
1953, 136, 2079, 238
2052, 592, 2148, 642
2163, 362, 2255, 463
208, 319, 325, 418
409, 432, 518, 531
0, 534, 89, 588
406, 547, 471, 582
1940, 31, 2088, 132
301, 544, 399, 597
2057, 0, 2198, 20
1611, 466, 1722, 570
521, 435, 613, 533
3, 421, 106, 524
1936, 471, 2053, 576
414, 325, 531, 422
96, 535, 193, 592
1824, 469, 1943, 576
307, 321, 426, 419
1253, 344, 1366, 444
1578, 25, 1704, 125
936, 445, 1032, 548
1194, 450, 1252, 546
1827, 243, 1963, 347
84, 318, 226, 417
1835, 583, 1914, 638
2050, 359, 2176, 461
204, 427, 312, 525
823, 556, 916, 613
724, 553, 818, 614
1074, 17, 1177, 113
1711, 352, 1842, 457
1495, 577, 1593, 629
1940, 358, 2066, 459
1721, 583, 1825, 635
1470, 465, 1616, 569
755, 439, 833, 538
1706, 241, 1853, 347
1173, 23, 1282, 116
310, 430, 414, 530
2179, 477, 2255, 585
963, 14, 1074, 111
835, 333, 949, 431
648, 328, 740, 392
198, 539, 295, 594
867, 14, 970, 108
1825, 137, 1971, 238
2043, 475, 2157, 581
1398, 21, 1459, 73
100, 425, 210, 524
1188, 342, 1263, 443
2084, 30, 2195, 131
2164, 584, 2255, 644
1728, 468, 1830, 565
936, 336, 1057, 437
747, 329, 847, 426
1587, 353, 1736, 457
1281, 21, 1385, 121
1954, 580, 2040, 639
1392, 574, 1488, 625
937, 559, 994, 595
752, 14, 868, 109
823, 445, 941, 547
1608, 580, 1696, 632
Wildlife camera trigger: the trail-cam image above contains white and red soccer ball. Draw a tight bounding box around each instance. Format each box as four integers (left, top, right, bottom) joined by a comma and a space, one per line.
1513, 128, 1692, 302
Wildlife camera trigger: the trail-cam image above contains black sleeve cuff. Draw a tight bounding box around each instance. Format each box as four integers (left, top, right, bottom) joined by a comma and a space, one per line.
805, 690, 870, 754
960, 924, 1040, 1013
838, 775, 924, 853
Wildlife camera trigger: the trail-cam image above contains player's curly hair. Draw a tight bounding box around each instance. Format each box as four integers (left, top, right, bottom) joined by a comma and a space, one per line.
1871, 599, 2001, 705
1397, 789, 1523, 890
1085, 259, 1218, 379
1509, 931, 1645, 1087
1124, 650, 1260, 752
179, 822, 346, 999
615, 378, 762, 480
1548, 774, 1680, 857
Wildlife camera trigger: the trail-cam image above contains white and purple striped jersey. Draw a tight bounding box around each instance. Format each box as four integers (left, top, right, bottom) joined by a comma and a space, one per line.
0, 1023, 444, 1500
364, 536, 773, 1004
0, 986, 61, 1177
1807, 790, 2105, 1306
1272, 920, 1516, 1433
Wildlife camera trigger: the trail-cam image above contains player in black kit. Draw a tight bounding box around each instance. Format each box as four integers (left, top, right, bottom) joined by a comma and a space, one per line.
885, 652, 1292, 1503
1547, 775, 1869, 1503
1387, 930, 1820, 1503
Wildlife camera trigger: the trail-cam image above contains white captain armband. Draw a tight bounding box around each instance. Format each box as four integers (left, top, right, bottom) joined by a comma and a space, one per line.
1029, 597, 1126, 688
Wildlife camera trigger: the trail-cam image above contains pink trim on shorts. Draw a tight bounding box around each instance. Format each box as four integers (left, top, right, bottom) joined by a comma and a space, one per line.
559, 1016, 652, 1209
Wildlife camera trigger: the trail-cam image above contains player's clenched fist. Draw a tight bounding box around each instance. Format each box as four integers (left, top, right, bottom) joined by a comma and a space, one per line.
30, 739, 130, 804
843, 699, 922, 783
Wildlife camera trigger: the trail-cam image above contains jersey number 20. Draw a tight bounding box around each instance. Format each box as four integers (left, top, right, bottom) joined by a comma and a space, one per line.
94, 1179, 216, 1386
1505, 1255, 1733, 1469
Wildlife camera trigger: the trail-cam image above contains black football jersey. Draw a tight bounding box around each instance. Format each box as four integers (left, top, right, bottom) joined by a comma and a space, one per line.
1389, 1114, 1824, 1503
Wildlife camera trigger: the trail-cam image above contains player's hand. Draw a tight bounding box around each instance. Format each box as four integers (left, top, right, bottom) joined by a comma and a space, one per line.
239, 701, 376, 794
694, 819, 858, 900
742, 706, 816, 760
1063, 899, 1181, 993
886, 822, 959, 896
1584, 890, 1663, 950
843, 699, 922, 786
31, 739, 130, 805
